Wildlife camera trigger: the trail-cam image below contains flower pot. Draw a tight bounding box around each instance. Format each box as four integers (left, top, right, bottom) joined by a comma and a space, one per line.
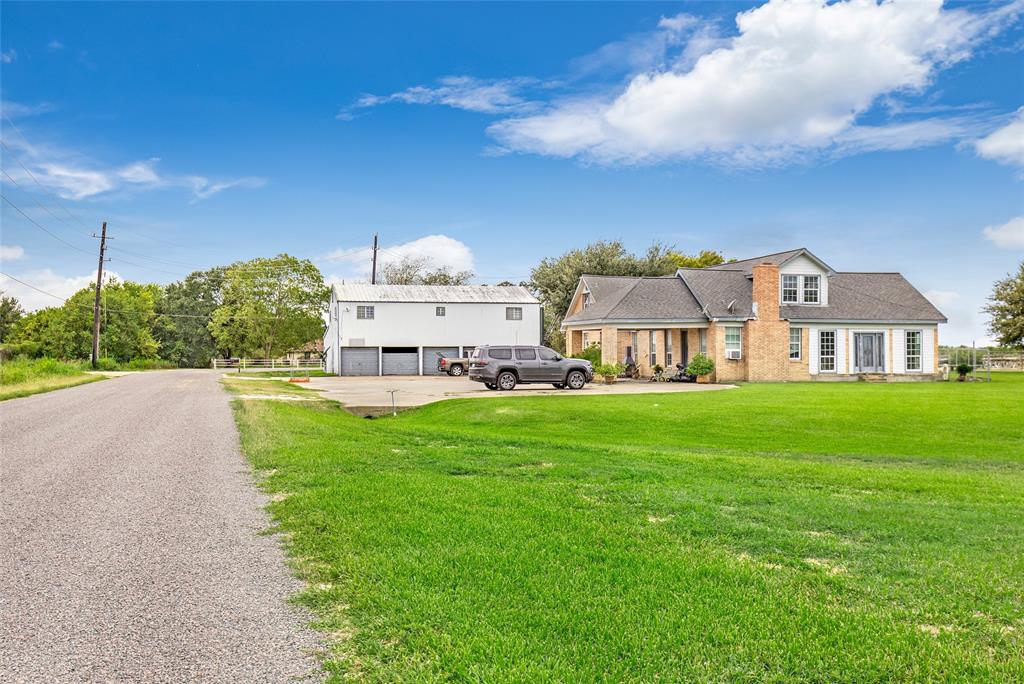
602, 375, 617, 385
696, 374, 710, 384
957, 374, 967, 382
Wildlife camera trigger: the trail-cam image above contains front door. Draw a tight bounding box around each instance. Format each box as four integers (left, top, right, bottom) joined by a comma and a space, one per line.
854, 333, 885, 372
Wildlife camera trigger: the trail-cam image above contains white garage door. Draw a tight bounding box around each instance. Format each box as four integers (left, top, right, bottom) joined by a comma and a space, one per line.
422, 347, 460, 375
382, 348, 419, 375
340, 347, 379, 376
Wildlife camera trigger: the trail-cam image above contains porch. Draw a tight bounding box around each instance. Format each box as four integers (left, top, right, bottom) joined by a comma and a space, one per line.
565, 325, 710, 378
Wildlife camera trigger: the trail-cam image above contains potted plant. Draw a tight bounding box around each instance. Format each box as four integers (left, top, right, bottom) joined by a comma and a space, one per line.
686, 353, 715, 384
954, 362, 972, 382
594, 363, 623, 384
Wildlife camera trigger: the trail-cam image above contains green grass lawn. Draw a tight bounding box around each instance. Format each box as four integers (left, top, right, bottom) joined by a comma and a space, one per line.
0, 357, 105, 401
232, 373, 1024, 682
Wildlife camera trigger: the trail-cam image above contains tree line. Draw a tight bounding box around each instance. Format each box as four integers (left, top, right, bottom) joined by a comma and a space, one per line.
3, 247, 1019, 365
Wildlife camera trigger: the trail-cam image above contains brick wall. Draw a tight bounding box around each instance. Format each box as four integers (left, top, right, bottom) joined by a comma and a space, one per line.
786, 326, 811, 380
711, 321, 747, 381
746, 263, 790, 381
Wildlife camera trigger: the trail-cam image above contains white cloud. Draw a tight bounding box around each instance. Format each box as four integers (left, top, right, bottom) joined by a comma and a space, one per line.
321, 235, 475, 283
0, 99, 55, 119
974, 108, 1024, 166
982, 216, 1024, 249
1, 49, 15, 64
489, 0, 1021, 165
0, 268, 122, 312
0, 135, 266, 202
48, 40, 64, 50
340, 76, 539, 119
0, 245, 26, 262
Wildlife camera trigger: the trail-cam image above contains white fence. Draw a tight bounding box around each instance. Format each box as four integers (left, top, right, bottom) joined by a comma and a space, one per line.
211, 358, 323, 370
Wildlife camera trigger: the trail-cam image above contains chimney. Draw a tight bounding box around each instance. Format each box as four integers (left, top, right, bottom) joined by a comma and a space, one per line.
751, 262, 780, 320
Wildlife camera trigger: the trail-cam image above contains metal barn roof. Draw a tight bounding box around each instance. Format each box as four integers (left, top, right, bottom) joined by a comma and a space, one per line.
333, 283, 539, 304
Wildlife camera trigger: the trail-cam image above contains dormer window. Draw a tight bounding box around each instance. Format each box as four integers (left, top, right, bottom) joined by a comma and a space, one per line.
582, 290, 592, 308
802, 276, 819, 304
780, 274, 822, 305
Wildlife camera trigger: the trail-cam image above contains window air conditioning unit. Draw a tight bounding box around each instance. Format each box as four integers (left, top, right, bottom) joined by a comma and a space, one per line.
726, 349, 742, 360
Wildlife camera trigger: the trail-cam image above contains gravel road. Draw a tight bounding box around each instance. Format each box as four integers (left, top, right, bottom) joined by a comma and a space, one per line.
0, 370, 322, 682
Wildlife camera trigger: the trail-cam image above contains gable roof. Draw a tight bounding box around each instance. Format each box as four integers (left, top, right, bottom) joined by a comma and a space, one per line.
676, 268, 753, 319
705, 247, 833, 276
333, 283, 538, 304
782, 273, 946, 322
563, 275, 703, 324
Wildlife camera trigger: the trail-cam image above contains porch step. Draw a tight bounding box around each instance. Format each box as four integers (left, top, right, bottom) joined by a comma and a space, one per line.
857, 373, 889, 383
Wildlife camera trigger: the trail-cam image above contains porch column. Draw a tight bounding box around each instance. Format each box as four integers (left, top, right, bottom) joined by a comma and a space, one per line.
566, 329, 582, 356
600, 327, 618, 365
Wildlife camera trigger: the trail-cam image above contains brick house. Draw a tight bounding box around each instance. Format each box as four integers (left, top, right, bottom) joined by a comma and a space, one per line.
561, 248, 946, 382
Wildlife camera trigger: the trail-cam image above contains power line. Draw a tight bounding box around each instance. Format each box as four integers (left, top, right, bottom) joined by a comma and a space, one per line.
1, 193, 95, 255
0, 168, 92, 237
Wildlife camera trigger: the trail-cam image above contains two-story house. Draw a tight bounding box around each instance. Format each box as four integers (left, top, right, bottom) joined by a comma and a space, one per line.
324, 283, 542, 375
561, 248, 946, 381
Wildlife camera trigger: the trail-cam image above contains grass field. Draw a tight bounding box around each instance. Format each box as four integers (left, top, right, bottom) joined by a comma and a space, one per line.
232, 373, 1024, 682
0, 357, 105, 401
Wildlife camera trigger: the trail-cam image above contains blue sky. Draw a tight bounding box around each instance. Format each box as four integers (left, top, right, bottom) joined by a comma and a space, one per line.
1, 1, 1022, 344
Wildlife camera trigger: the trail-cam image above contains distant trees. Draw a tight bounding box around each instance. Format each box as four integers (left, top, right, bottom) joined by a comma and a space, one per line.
984, 262, 1024, 348
380, 255, 474, 286
0, 291, 25, 342
209, 254, 328, 359
155, 267, 226, 367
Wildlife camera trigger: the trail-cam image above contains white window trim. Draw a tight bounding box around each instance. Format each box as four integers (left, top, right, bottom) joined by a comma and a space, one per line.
789, 327, 802, 361
725, 326, 742, 358
435, 306, 446, 317
649, 330, 657, 367
665, 331, 673, 367
781, 274, 799, 303
698, 328, 707, 355
780, 274, 824, 306
905, 329, 923, 372
818, 329, 837, 373
356, 305, 375, 320
505, 306, 523, 321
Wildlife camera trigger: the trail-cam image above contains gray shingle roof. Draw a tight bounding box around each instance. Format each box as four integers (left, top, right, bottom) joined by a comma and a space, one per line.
563, 275, 703, 323
676, 268, 753, 319
333, 283, 538, 304
705, 248, 833, 276
782, 273, 946, 322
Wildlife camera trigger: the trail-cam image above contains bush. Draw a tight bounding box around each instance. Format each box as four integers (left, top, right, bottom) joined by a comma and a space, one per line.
0, 357, 88, 385
125, 358, 176, 371
686, 353, 715, 377
94, 357, 120, 371
955, 363, 973, 378
571, 343, 602, 366
594, 362, 623, 378
0, 341, 42, 360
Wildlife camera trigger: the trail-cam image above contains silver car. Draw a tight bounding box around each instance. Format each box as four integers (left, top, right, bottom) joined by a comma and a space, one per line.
468, 345, 594, 391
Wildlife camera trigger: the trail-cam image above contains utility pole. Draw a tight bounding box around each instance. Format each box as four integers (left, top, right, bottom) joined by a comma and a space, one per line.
91, 222, 108, 369
370, 232, 379, 284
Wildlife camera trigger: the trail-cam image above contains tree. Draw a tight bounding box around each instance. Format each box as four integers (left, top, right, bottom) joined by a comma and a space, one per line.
380, 255, 474, 286
156, 268, 226, 367
668, 249, 730, 269
984, 262, 1024, 348
209, 254, 328, 359
529, 241, 680, 348
0, 291, 25, 342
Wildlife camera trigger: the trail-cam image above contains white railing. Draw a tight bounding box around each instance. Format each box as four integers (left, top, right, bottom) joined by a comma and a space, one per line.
211, 358, 323, 370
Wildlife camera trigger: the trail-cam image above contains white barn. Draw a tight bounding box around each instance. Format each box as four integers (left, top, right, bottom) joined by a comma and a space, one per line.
323, 284, 542, 376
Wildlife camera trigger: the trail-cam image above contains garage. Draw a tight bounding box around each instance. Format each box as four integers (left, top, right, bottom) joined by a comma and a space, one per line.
422, 347, 460, 376
340, 347, 379, 376
382, 347, 419, 375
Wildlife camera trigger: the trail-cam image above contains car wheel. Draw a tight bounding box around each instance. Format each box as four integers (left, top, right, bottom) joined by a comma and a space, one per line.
552, 383, 564, 389
497, 371, 517, 391
566, 370, 586, 390
449, 364, 464, 376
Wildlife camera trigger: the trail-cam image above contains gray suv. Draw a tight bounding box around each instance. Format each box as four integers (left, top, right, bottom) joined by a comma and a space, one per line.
468, 345, 594, 391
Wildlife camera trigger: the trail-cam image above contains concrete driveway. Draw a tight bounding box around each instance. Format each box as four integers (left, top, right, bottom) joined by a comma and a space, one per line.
0, 370, 321, 682
301, 374, 733, 410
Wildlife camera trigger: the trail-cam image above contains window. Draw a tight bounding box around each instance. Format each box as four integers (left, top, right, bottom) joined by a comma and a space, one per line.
514, 347, 536, 360
699, 329, 707, 354
789, 327, 802, 360
582, 291, 592, 308
506, 306, 523, 321
666, 331, 674, 367
725, 327, 742, 356
802, 276, 820, 304
905, 330, 922, 371
488, 347, 512, 360
782, 275, 799, 303
649, 331, 657, 367
582, 332, 590, 348
435, 306, 446, 317
356, 305, 374, 320
538, 347, 559, 361
819, 330, 836, 372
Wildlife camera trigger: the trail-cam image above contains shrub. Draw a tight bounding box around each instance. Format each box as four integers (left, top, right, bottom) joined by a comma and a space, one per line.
125, 358, 176, 370
686, 353, 715, 377
571, 343, 602, 366
594, 362, 623, 378
94, 357, 120, 371
955, 363, 973, 378
0, 341, 42, 360
0, 357, 88, 386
